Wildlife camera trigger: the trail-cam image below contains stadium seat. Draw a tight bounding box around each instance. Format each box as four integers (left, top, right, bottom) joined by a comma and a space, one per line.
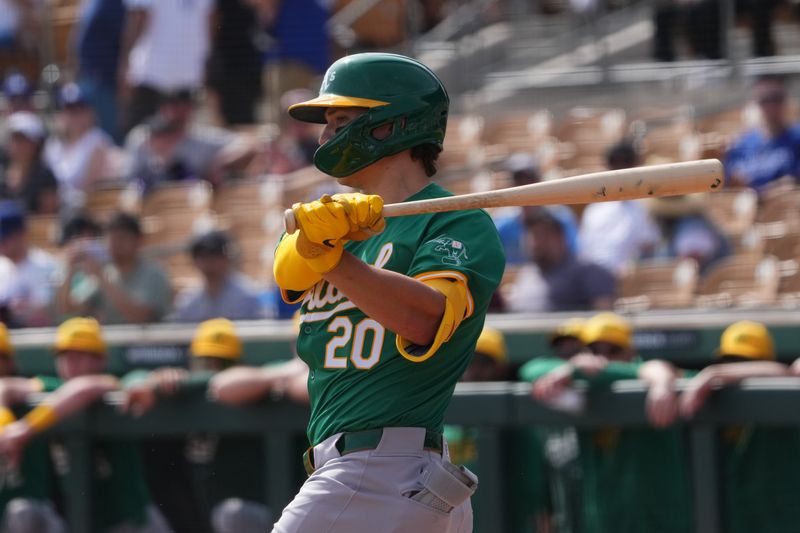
696, 255, 780, 308
705, 189, 759, 239
615, 258, 699, 311
26, 215, 60, 252
140, 182, 212, 218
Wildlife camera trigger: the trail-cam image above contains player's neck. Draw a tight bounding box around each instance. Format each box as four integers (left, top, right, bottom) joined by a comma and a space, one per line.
353, 153, 430, 204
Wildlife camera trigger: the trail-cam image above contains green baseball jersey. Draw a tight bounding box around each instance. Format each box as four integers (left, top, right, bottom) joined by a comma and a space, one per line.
294, 183, 505, 445
721, 426, 800, 533
0, 376, 61, 521
519, 359, 693, 533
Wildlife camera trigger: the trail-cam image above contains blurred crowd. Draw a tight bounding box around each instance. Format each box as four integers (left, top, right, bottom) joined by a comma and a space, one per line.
1, 71, 799, 329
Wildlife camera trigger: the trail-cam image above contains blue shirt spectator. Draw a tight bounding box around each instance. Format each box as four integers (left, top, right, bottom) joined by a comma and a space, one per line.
725, 125, 800, 192
725, 75, 800, 193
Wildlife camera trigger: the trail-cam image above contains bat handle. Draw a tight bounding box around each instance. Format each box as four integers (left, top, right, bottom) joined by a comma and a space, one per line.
283, 208, 298, 234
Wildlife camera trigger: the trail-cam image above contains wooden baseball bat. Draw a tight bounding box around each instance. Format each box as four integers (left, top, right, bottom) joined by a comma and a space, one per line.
283, 159, 723, 233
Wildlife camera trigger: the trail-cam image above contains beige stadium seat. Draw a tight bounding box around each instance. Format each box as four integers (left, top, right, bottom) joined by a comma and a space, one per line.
779, 267, 800, 307
705, 189, 758, 239
555, 107, 627, 162
696, 255, 780, 308
141, 211, 219, 248
757, 188, 800, 226
213, 178, 284, 213
141, 182, 212, 217
26, 215, 60, 252
615, 258, 699, 311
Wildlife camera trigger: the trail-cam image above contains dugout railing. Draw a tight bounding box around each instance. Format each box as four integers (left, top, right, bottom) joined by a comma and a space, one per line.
35, 378, 800, 533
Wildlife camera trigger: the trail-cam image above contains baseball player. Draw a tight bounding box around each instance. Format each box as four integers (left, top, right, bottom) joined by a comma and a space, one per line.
521, 313, 692, 533
682, 321, 800, 533
548, 318, 586, 359
0, 323, 66, 533
0, 318, 170, 533
124, 318, 272, 533
268, 52, 505, 532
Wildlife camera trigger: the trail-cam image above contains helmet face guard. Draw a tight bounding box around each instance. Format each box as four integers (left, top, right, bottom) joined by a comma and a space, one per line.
289, 53, 449, 178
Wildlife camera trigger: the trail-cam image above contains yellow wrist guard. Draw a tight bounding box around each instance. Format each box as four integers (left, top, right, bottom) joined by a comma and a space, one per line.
296, 232, 344, 274
273, 232, 323, 291
24, 404, 58, 434
397, 277, 469, 363
0, 406, 15, 428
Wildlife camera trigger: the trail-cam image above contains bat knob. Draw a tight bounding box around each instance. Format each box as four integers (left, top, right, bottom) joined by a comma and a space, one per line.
283, 208, 298, 234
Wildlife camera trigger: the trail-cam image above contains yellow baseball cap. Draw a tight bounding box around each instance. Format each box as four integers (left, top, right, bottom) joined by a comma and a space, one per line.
550, 318, 586, 345
475, 327, 507, 365
190, 318, 242, 361
717, 321, 774, 360
55, 317, 107, 356
581, 313, 633, 350
0, 323, 13, 357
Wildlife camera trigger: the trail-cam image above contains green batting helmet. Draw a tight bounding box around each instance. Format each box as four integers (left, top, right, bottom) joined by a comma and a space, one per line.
288, 53, 449, 178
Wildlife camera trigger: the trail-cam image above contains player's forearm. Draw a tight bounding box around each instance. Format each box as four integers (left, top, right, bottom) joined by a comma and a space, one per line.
324, 252, 445, 345
700, 361, 789, 385
637, 360, 678, 390
0, 378, 40, 407
23, 376, 119, 435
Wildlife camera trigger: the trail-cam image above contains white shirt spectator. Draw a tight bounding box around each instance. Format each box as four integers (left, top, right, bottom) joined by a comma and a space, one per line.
503, 264, 549, 313
124, 0, 213, 91
578, 200, 660, 275
0, 247, 57, 326
44, 128, 112, 208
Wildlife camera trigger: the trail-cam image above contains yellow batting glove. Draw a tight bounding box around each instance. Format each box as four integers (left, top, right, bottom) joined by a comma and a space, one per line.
0, 406, 15, 428
292, 195, 351, 246
331, 193, 385, 240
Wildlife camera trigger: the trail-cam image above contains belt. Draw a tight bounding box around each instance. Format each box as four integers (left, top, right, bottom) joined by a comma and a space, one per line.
303, 428, 443, 476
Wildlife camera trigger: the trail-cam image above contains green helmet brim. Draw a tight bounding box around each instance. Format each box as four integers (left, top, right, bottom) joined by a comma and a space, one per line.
288, 94, 390, 124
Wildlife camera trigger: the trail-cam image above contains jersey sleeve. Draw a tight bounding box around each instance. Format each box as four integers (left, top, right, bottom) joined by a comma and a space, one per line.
518, 358, 566, 382
406, 210, 505, 317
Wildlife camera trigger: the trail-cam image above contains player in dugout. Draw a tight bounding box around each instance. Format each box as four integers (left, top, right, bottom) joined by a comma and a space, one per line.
521, 312, 693, 533
0, 317, 170, 532
445, 327, 550, 533
681, 320, 800, 533
0, 322, 66, 532
549, 317, 586, 360
123, 318, 271, 533
224, 52, 505, 532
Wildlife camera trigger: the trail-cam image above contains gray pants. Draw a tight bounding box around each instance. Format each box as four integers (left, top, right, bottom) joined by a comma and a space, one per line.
1, 499, 66, 533
107, 505, 171, 533
211, 498, 271, 533
272, 428, 473, 533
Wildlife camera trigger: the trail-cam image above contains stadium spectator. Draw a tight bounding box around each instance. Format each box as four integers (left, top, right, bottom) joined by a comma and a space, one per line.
0, 317, 171, 532
668, 215, 729, 273
0, 322, 67, 533
522, 312, 692, 533
505, 208, 616, 312
725, 75, 800, 193
125, 90, 251, 191
549, 317, 586, 359
0, 112, 59, 215
493, 153, 578, 266
207, 0, 263, 126
0, 202, 57, 328
682, 321, 800, 533
73, 0, 126, 141
119, 0, 215, 136
55, 212, 172, 324
446, 328, 549, 532
44, 84, 115, 210
578, 141, 660, 275
171, 231, 262, 322
124, 319, 271, 533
